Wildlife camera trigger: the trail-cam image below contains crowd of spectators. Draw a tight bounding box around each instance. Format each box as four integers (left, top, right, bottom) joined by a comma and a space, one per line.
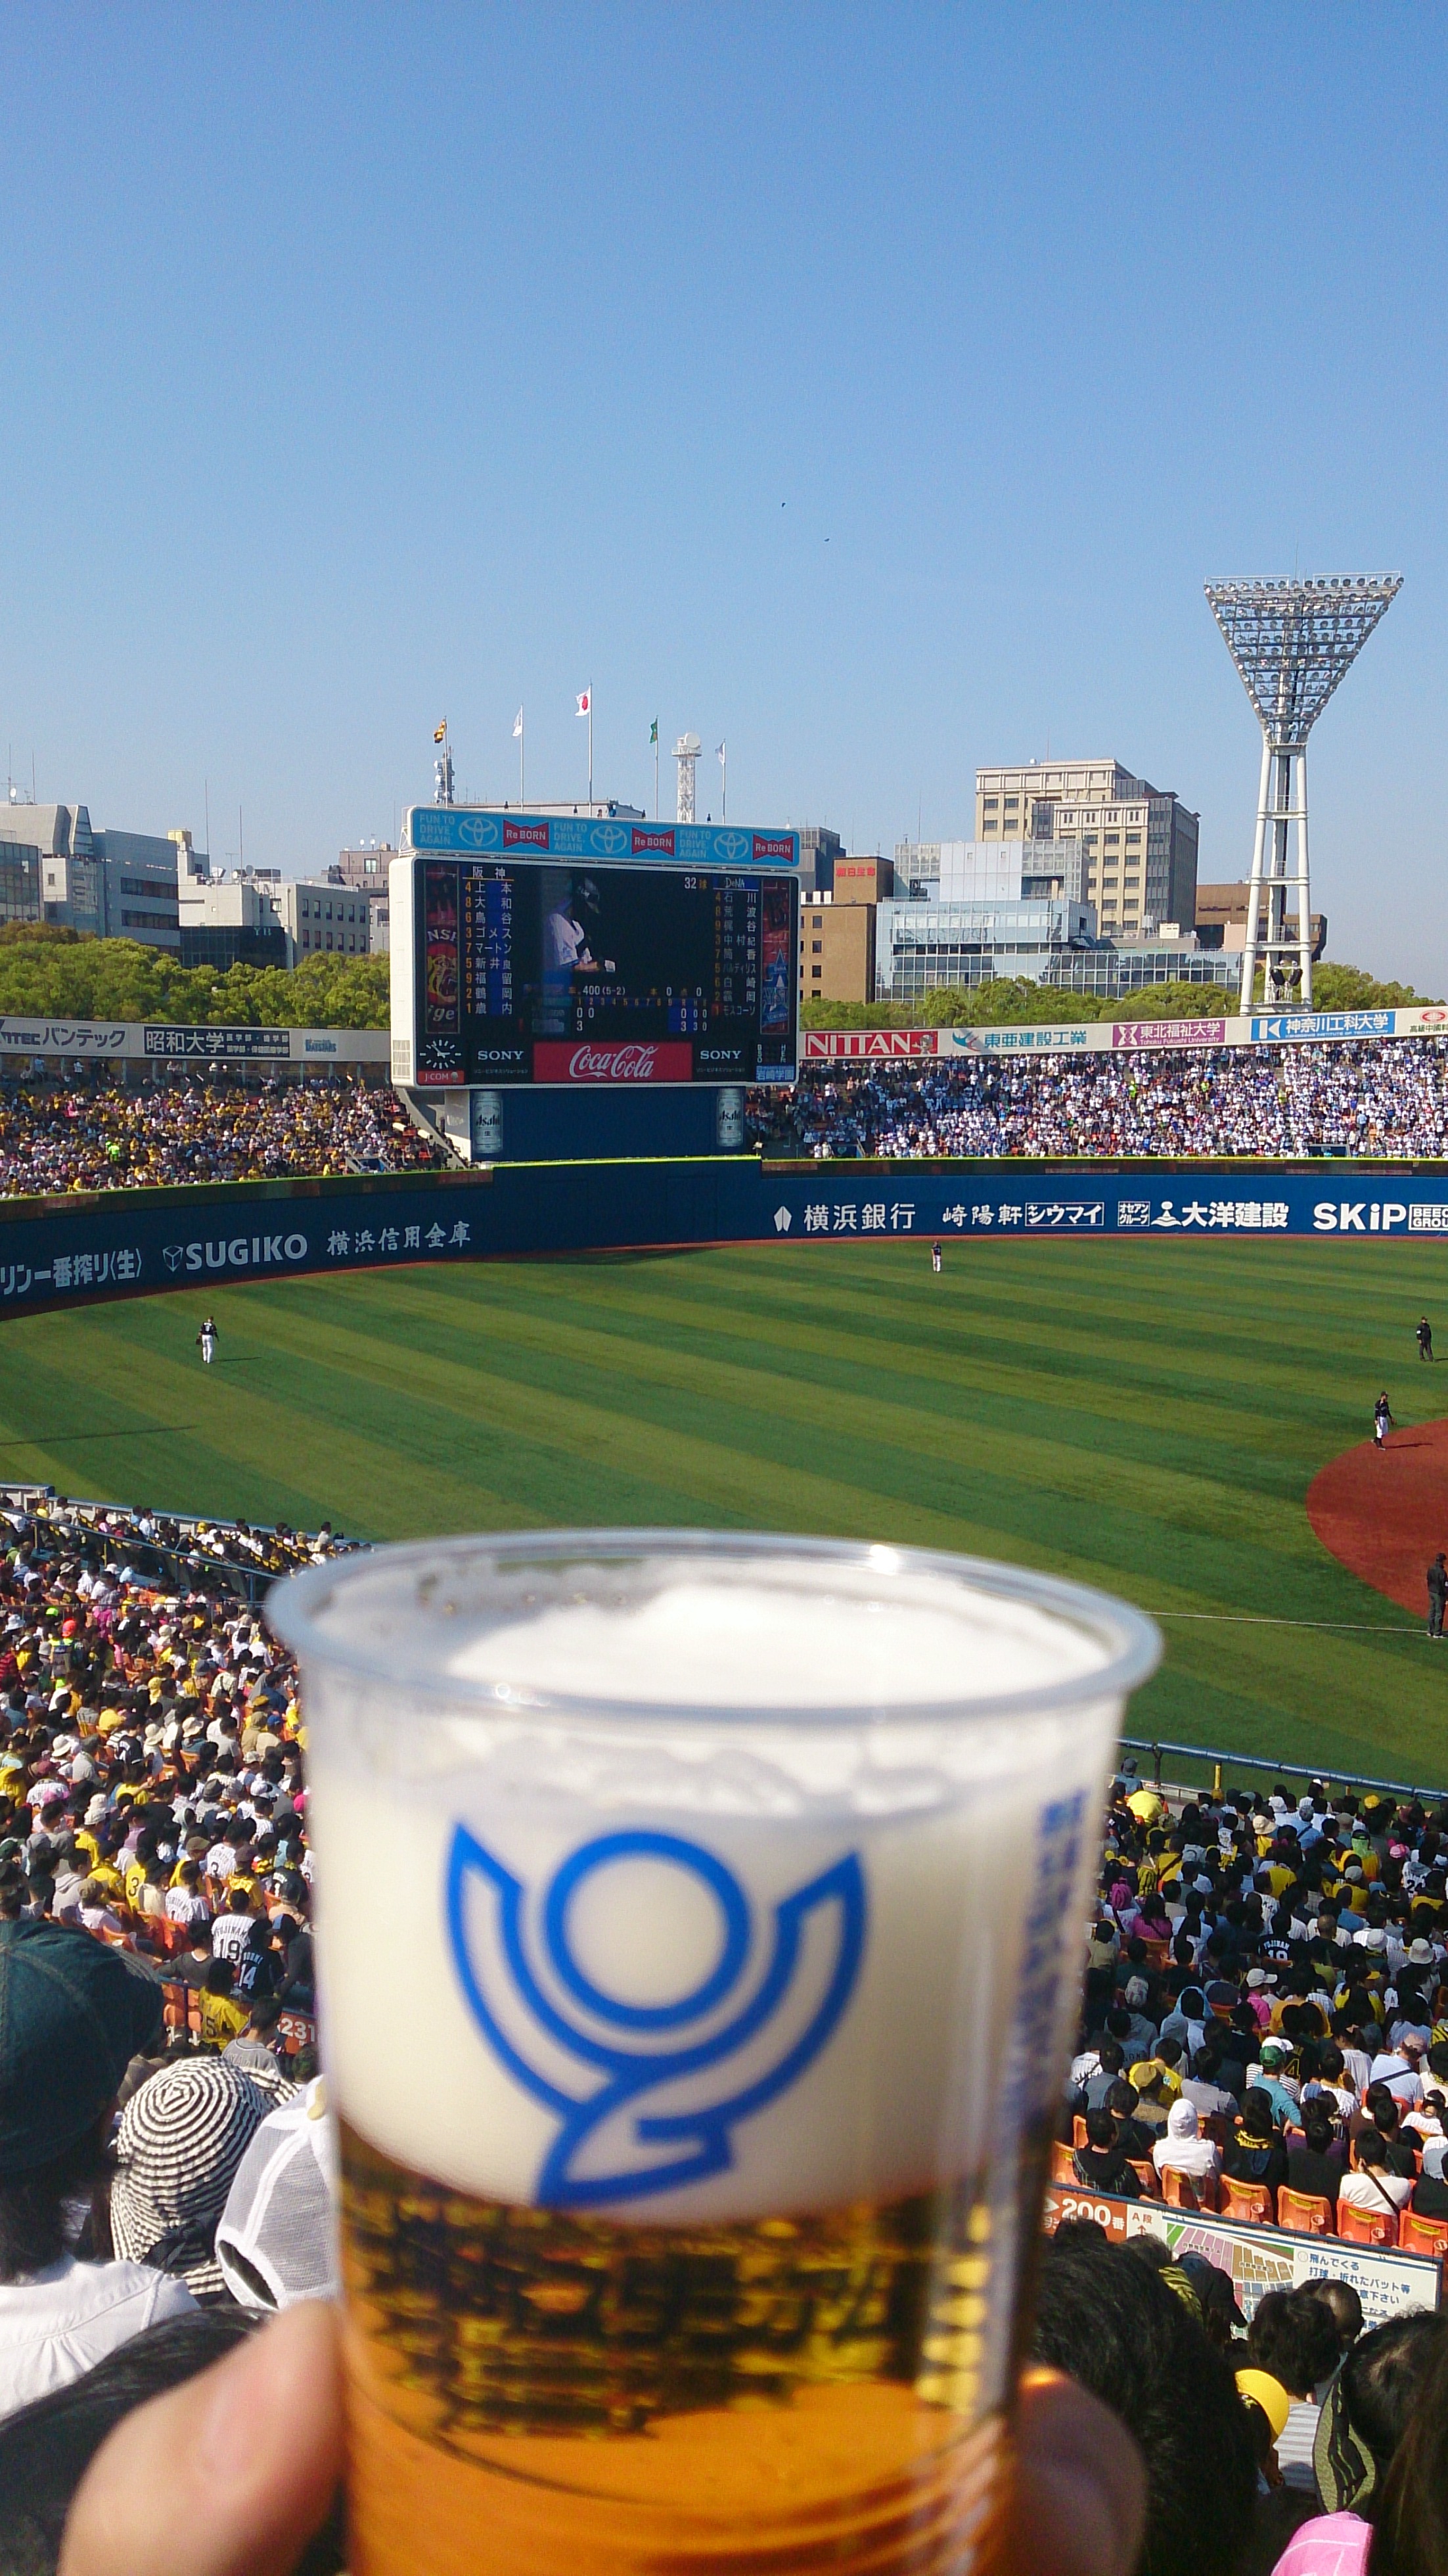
1057, 1762, 1448, 2568
747, 1038, 1448, 1160
0, 1069, 445, 1196
0, 1488, 351, 2565
5, 1495, 1448, 2569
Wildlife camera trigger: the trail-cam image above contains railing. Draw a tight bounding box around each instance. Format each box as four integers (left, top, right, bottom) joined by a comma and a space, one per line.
0, 1484, 359, 1607
1121, 1734, 1447, 1805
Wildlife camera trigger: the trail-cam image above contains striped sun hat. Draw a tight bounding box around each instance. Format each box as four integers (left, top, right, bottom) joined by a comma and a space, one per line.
110, 2058, 282, 2301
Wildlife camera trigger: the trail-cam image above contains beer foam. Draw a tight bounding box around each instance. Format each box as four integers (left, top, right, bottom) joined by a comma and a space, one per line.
444, 1569, 1100, 1709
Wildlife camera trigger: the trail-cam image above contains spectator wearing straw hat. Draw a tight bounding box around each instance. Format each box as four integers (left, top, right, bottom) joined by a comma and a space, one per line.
110, 2058, 281, 2306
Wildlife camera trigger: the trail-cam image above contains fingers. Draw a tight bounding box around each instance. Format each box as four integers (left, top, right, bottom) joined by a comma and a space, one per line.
56, 2309, 1141, 2576
1008, 2366, 1146, 2576
60, 2301, 345, 2576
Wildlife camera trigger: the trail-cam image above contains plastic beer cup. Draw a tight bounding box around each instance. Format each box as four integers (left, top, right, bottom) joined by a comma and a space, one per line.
268, 1530, 1160, 2576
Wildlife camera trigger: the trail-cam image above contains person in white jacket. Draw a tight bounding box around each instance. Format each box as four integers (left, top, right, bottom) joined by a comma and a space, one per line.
1152, 2097, 1222, 2187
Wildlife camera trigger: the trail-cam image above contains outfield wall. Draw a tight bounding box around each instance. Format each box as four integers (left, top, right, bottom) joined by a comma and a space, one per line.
802, 1003, 1447, 1060
0, 1017, 389, 1066
2, 1157, 1448, 1318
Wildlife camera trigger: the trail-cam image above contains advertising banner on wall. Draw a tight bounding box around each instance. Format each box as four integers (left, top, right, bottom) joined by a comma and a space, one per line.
404, 807, 800, 871
0, 1019, 389, 1065
761, 1174, 1448, 1239
5, 1157, 1448, 1325
1042, 2185, 1439, 2329
802, 1005, 1448, 1065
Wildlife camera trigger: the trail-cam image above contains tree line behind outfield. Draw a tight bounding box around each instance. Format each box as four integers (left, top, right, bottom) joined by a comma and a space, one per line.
0, 925, 1430, 1038
803, 961, 1438, 1032
0, 925, 388, 1027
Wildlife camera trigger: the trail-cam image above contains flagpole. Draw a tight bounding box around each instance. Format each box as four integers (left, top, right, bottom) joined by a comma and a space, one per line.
520, 709, 525, 804
654, 731, 659, 821
588, 684, 593, 808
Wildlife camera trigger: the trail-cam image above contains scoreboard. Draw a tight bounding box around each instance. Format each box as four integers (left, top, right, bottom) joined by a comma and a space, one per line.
390, 823, 799, 1088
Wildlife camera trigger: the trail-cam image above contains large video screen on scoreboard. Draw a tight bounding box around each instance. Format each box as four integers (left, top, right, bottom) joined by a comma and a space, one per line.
411, 856, 798, 1086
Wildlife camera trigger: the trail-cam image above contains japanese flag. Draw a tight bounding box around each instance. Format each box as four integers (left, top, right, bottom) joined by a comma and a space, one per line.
576, 689, 590, 716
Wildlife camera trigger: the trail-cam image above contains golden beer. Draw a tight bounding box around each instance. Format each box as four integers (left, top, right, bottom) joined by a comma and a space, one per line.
267, 1534, 1158, 2576
339, 2124, 1021, 2576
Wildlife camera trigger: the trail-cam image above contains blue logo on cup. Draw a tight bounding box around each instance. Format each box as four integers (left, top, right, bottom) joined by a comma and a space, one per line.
445, 1826, 865, 2208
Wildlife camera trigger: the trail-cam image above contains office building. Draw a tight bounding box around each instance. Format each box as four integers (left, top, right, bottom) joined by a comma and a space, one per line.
874, 897, 1097, 1005
335, 844, 397, 896
177, 855, 286, 971
273, 878, 374, 964
800, 894, 874, 1005
1196, 881, 1326, 961
798, 826, 844, 894
334, 846, 393, 952
974, 761, 1198, 938
833, 856, 894, 905
0, 801, 185, 950
1040, 944, 1237, 1000
0, 828, 41, 929
894, 840, 1089, 908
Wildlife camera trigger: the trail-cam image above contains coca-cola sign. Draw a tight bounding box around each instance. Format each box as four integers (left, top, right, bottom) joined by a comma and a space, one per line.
533, 1040, 694, 1084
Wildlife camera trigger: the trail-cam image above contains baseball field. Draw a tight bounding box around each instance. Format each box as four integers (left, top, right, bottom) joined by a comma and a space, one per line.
7, 1234, 1448, 1787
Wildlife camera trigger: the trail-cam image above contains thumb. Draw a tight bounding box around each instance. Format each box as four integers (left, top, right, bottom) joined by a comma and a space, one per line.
60, 2301, 344, 2576
1007, 2366, 1146, 2576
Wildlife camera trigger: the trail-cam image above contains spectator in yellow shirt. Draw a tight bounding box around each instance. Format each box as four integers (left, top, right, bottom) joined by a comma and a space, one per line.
199, 1959, 249, 2050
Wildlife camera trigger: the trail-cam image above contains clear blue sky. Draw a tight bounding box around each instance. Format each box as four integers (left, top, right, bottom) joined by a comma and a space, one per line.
1, 7, 1443, 983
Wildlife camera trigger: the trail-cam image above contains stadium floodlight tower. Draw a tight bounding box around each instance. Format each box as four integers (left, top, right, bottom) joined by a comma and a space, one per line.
1204, 574, 1401, 1011
673, 731, 702, 825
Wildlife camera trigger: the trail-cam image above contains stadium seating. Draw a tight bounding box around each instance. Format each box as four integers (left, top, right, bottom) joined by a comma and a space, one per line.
1160, 2165, 1218, 2212
0, 1069, 443, 1195
1274, 2188, 1336, 2237
752, 1036, 1448, 1162
1336, 2200, 1399, 2247
1218, 2176, 1276, 2225
1399, 2209, 1448, 2263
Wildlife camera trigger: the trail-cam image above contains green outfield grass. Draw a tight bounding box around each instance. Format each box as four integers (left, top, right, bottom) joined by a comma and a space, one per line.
6, 1237, 1448, 1784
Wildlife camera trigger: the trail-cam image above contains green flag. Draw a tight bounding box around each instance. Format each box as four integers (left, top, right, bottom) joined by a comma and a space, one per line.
650, 718, 658, 745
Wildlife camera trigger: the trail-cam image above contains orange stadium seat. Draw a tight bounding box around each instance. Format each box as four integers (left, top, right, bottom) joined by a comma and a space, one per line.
1399, 2208, 1448, 2264
1050, 2140, 1077, 2185
1072, 2117, 1089, 2150
1128, 2159, 1161, 2198
1219, 2176, 1275, 2225
1161, 2165, 1218, 2213
1336, 2199, 1399, 2248
1275, 2188, 1335, 2237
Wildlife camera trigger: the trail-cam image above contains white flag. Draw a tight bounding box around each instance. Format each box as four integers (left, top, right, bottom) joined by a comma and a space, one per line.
576, 689, 590, 716
512, 708, 524, 738
717, 742, 726, 764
